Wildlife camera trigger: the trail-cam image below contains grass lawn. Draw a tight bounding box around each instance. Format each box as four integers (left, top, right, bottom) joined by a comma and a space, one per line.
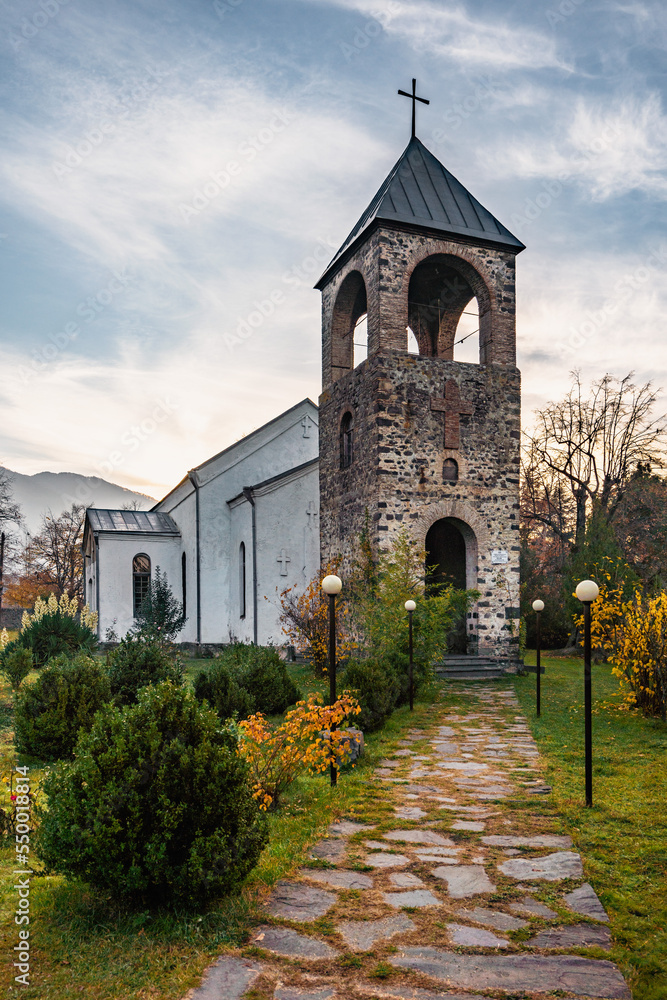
515, 653, 667, 1000
0, 660, 424, 999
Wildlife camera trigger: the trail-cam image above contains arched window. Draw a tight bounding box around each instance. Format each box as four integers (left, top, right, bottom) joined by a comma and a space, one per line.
330, 271, 367, 379
443, 458, 459, 483
407, 254, 487, 362
181, 552, 187, 618
340, 411, 353, 469
132, 553, 151, 616
239, 542, 246, 619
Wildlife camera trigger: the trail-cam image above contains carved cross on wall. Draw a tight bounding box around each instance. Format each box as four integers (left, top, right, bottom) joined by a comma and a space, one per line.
430, 379, 473, 450
277, 549, 291, 576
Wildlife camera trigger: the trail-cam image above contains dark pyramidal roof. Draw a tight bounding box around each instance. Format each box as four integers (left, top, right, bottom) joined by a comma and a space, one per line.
316, 137, 524, 288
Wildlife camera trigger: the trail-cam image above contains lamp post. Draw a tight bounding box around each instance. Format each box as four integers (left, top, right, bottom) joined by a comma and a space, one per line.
532, 599, 544, 717
575, 579, 600, 808
405, 600, 416, 711
322, 574, 342, 787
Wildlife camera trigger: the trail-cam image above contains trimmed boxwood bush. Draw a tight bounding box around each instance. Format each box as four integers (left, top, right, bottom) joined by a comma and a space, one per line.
195, 644, 301, 720
107, 636, 183, 707
341, 658, 400, 732
14, 654, 111, 759
193, 660, 253, 720
0, 646, 33, 692
35, 682, 269, 909
9, 612, 97, 668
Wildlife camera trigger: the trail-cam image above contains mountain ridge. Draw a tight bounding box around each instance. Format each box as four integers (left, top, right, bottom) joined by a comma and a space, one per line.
2, 467, 155, 536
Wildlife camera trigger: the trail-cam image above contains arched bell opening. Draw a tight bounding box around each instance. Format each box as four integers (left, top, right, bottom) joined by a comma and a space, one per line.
331, 270, 368, 377
407, 254, 490, 362
425, 516, 478, 653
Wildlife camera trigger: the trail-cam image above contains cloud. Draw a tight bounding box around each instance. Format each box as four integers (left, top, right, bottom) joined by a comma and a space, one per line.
488, 92, 667, 201
320, 0, 571, 71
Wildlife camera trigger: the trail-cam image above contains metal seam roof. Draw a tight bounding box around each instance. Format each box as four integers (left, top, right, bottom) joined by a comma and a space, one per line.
316, 137, 524, 288
86, 509, 180, 534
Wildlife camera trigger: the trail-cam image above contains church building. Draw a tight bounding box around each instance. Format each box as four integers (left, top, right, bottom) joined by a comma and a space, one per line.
85, 104, 524, 663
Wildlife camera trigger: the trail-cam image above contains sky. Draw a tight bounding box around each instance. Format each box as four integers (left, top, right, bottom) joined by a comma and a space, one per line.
0, 0, 666, 500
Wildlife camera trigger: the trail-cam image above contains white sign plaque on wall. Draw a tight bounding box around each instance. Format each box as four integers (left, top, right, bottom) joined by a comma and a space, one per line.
491, 549, 509, 564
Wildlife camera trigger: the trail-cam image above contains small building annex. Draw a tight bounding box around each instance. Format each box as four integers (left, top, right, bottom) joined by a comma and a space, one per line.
83, 399, 319, 646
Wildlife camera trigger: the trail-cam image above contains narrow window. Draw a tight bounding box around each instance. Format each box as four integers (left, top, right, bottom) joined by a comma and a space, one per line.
340, 411, 353, 469
181, 552, 187, 618
132, 553, 151, 616
443, 458, 459, 483
239, 542, 246, 619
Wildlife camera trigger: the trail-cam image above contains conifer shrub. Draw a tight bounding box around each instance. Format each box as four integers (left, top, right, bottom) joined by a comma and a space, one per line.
234, 646, 301, 715
0, 646, 33, 692
195, 645, 301, 719
193, 659, 253, 720
35, 682, 269, 909
9, 612, 97, 668
341, 658, 400, 732
14, 654, 111, 759
107, 636, 183, 707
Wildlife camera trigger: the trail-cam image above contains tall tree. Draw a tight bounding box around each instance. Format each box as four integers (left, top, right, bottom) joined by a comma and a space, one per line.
32, 504, 85, 602
0, 467, 21, 529
522, 372, 666, 550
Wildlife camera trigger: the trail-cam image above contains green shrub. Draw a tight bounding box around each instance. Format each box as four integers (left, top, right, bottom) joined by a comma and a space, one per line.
234, 646, 301, 715
193, 660, 253, 720
197, 644, 301, 719
14, 654, 111, 759
11, 612, 97, 668
341, 658, 399, 732
0, 646, 33, 692
35, 682, 269, 909
107, 636, 183, 707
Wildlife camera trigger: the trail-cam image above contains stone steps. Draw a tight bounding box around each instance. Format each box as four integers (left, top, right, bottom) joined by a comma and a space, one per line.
436, 656, 508, 681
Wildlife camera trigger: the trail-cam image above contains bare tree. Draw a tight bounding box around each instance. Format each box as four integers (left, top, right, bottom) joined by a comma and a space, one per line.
32, 503, 85, 602
522, 372, 666, 550
0, 467, 21, 528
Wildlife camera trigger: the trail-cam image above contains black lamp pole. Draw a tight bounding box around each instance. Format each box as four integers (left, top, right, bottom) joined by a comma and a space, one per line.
536, 609, 541, 717
576, 580, 599, 808
583, 600, 593, 807
322, 574, 342, 788
328, 591, 337, 786
405, 600, 416, 711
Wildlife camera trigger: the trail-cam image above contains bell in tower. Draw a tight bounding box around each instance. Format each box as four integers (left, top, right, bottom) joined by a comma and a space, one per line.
316, 84, 525, 665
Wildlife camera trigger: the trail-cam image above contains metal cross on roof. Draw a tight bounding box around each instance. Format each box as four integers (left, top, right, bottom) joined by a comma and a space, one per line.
398, 78, 430, 138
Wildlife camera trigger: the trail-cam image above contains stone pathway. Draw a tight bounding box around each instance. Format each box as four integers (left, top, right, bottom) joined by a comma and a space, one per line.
185, 683, 631, 1000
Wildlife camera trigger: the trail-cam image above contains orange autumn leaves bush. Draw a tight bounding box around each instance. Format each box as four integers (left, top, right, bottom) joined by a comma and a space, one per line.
278, 558, 356, 675
237, 692, 361, 809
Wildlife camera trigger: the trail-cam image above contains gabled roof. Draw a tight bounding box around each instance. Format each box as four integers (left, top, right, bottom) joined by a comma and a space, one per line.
316, 137, 524, 288
86, 509, 180, 535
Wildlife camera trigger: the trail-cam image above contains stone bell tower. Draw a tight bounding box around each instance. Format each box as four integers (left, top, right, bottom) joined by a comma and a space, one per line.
316, 121, 525, 665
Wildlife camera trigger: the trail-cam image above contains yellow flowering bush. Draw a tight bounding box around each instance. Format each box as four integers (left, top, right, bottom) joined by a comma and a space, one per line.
0, 628, 9, 651
21, 593, 97, 632
575, 566, 667, 719
237, 692, 361, 809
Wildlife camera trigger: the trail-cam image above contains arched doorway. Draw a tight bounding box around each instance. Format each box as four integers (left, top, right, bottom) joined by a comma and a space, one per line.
425, 517, 476, 653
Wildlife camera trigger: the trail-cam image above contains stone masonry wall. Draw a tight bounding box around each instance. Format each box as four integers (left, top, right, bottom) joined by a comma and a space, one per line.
319, 352, 521, 661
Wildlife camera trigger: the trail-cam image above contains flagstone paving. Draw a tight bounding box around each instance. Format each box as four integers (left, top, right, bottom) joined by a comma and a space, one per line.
186, 682, 631, 1000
